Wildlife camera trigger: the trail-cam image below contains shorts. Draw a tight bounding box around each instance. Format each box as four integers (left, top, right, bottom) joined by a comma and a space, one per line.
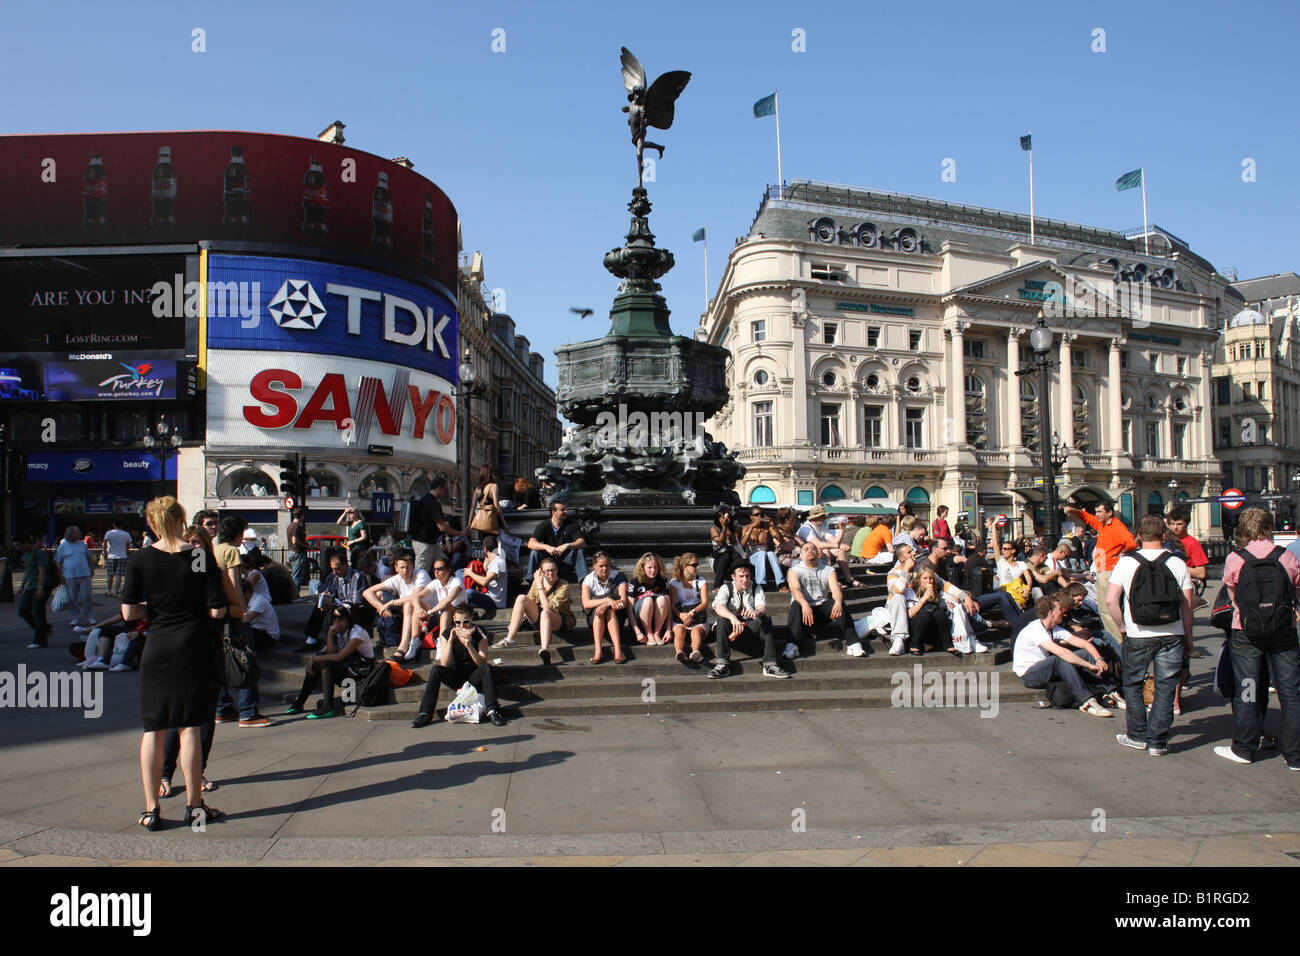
634, 594, 667, 617
106, 557, 128, 577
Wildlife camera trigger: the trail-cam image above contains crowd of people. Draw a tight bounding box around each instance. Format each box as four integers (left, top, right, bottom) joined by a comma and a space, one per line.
13, 473, 1300, 832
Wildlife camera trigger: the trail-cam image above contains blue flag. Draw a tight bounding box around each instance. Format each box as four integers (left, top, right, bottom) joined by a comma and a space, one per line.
692, 228, 706, 243
753, 93, 776, 118
1115, 168, 1142, 191
1020, 134, 1032, 151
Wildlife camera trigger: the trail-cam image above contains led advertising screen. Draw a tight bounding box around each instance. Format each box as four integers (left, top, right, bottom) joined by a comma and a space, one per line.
0, 131, 459, 295
44, 358, 180, 401
205, 254, 458, 381
0, 254, 190, 356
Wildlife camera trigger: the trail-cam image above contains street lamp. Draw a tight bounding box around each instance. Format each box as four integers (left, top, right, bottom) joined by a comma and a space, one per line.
456, 350, 489, 524
1029, 314, 1061, 540
141, 415, 183, 483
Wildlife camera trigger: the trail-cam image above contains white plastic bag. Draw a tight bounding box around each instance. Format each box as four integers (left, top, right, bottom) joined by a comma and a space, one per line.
445, 681, 485, 723
109, 633, 132, 668
50, 584, 70, 612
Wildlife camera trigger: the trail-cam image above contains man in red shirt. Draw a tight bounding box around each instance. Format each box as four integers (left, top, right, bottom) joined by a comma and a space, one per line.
1164, 509, 1208, 584
1064, 501, 1136, 644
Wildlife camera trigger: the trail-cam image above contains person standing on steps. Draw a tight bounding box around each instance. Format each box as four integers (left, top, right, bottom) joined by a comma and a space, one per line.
1064, 502, 1136, 646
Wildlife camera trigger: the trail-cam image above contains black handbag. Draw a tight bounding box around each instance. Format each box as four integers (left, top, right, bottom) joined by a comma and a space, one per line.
218, 621, 261, 690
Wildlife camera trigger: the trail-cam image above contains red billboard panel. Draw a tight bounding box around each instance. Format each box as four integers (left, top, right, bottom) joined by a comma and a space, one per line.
0, 131, 459, 294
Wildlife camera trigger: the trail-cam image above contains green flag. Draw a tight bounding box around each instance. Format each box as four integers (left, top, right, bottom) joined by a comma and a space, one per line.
692, 228, 706, 242
1020, 134, 1032, 151
753, 93, 776, 118
1115, 168, 1142, 191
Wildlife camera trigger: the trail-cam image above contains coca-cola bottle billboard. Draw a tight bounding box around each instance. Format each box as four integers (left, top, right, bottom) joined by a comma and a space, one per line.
151, 145, 176, 231
82, 152, 108, 237
222, 145, 251, 236
372, 171, 393, 253
302, 158, 328, 240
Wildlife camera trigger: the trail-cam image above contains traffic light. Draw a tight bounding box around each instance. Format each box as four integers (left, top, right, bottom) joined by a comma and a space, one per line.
279, 458, 297, 499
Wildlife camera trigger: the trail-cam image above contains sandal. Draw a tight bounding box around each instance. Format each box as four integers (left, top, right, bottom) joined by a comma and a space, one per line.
184, 802, 225, 826
158, 778, 172, 799
139, 807, 161, 831
909, 649, 923, 656
614, 655, 627, 664
202, 778, 218, 793
589, 656, 604, 664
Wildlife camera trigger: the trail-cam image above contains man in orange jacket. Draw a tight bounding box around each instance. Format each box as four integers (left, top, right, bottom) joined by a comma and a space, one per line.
1064, 501, 1136, 643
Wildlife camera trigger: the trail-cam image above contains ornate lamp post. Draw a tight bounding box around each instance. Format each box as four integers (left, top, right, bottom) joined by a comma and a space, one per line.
141, 415, 182, 485
1029, 315, 1061, 540
457, 350, 490, 524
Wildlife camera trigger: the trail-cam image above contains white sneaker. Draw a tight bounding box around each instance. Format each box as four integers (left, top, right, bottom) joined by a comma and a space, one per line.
782, 642, 800, 660
108, 663, 131, 672
404, 643, 421, 661
1079, 698, 1113, 718
85, 659, 108, 671
846, 642, 865, 658
973, 641, 990, 653
1103, 692, 1128, 711
1115, 734, 1147, 750
1214, 745, 1251, 765
72, 625, 90, 635
889, 636, 907, 656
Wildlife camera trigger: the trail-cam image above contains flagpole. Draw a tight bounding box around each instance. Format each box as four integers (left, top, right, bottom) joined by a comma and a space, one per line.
703, 238, 709, 314
1140, 165, 1149, 255
775, 90, 783, 199
1028, 131, 1035, 245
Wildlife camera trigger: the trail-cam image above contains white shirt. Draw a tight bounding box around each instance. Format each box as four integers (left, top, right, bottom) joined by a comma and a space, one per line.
582, 569, 626, 602
339, 623, 375, 660
382, 569, 432, 600
1012, 618, 1073, 677
244, 590, 280, 641
1108, 548, 1192, 638
103, 528, 132, 560
669, 578, 702, 609
994, 558, 1028, 587
796, 522, 833, 545
484, 553, 508, 608
420, 575, 466, 609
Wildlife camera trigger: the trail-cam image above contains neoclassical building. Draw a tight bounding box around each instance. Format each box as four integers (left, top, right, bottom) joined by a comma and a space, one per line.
1211, 272, 1300, 523
702, 181, 1240, 537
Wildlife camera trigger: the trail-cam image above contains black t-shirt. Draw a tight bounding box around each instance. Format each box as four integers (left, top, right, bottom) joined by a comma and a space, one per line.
448, 624, 486, 667
532, 517, 580, 548
412, 494, 445, 543
288, 519, 307, 553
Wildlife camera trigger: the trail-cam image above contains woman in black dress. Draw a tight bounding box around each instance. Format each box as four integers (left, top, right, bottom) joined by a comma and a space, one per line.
120, 497, 228, 830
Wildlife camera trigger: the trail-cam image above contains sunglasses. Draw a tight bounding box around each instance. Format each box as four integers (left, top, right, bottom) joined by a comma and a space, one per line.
686, 562, 698, 567
433, 565, 448, 571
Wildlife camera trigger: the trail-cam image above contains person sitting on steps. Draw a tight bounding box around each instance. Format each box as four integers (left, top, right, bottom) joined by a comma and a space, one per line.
411, 604, 508, 729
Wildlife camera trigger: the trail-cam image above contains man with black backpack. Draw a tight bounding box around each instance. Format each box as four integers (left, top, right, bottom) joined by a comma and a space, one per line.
1106, 515, 1194, 756
1216, 507, 1300, 769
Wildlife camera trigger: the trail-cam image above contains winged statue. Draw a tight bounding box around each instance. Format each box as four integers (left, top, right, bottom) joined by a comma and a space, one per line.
620, 47, 691, 189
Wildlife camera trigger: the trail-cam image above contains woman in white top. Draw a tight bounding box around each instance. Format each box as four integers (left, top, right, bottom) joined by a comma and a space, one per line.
669, 553, 710, 667
885, 545, 919, 656
581, 551, 629, 664
285, 604, 375, 719
362, 549, 431, 661
56, 525, 95, 627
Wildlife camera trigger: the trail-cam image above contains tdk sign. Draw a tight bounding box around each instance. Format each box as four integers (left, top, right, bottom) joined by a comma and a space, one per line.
207, 255, 458, 380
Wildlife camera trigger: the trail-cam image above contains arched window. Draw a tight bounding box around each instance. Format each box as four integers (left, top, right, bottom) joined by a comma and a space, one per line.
749, 485, 777, 504
965, 374, 988, 449
1073, 383, 1091, 452
220, 468, 276, 498
306, 468, 341, 498
819, 485, 847, 502
1021, 379, 1039, 452
1147, 490, 1164, 514
865, 485, 889, 499
409, 476, 431, 498
906, 487, 930, 505
359, 472, 392, 497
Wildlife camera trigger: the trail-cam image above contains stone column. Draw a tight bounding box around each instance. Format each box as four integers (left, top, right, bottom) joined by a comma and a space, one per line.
1108, 339, 1124, 453
1058, 334, 1074, 448
950, 322, 967, 445
1199, 350, 1214, 462
1006, 330, 1022, 448
790, 312, 809, 443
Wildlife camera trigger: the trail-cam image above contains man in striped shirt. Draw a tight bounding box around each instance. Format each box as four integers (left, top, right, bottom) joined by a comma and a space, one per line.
1065, 502, 1136, 644
299, 549, 367, 652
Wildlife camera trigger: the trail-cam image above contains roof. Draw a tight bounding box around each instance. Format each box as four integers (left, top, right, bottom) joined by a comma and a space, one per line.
748, 180, 1224, 280
1234, 273, 1300, 303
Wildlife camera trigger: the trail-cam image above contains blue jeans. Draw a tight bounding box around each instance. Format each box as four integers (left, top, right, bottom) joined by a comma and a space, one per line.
287, 550, 307, 590
464, 589, 498, 620
976, 590, 1019, 623
1121, 633, 1185, 748
1228, 630, 1300, 766
215, 621, 260, 719
526, 547, 588, 582
749, 550, 783, 587
18, 588, 50, 642
1019, 646, 1100, 708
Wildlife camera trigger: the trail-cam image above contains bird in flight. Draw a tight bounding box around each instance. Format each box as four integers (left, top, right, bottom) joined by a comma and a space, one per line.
570, 307, 594, 319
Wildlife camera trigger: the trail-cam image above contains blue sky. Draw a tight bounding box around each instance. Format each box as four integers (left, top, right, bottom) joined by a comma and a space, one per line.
3, 0, 1297, 390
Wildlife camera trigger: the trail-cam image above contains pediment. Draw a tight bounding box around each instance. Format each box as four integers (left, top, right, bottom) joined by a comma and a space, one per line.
946, 261, 1135, 320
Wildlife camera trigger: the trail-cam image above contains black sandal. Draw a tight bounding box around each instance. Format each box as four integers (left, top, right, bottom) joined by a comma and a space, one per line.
183, 802, 226, 826
139, 807, 161, 831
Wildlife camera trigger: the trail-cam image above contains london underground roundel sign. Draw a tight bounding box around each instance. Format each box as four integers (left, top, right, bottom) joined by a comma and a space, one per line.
1220, 489, 1246, 510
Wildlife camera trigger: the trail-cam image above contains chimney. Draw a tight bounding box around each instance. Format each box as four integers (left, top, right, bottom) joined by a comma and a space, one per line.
390, 156, 415, 169
318, 121, 346, 145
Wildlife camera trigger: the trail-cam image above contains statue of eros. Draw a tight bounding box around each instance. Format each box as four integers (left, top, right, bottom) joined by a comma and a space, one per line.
620, 47, 691, 190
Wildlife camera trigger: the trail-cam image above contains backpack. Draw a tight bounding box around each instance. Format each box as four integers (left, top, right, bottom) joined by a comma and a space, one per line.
1233, 546, 1296, 648
355, 660, 392, 708
1126, 552, 1182, 626
1209, 584, 1234, 634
